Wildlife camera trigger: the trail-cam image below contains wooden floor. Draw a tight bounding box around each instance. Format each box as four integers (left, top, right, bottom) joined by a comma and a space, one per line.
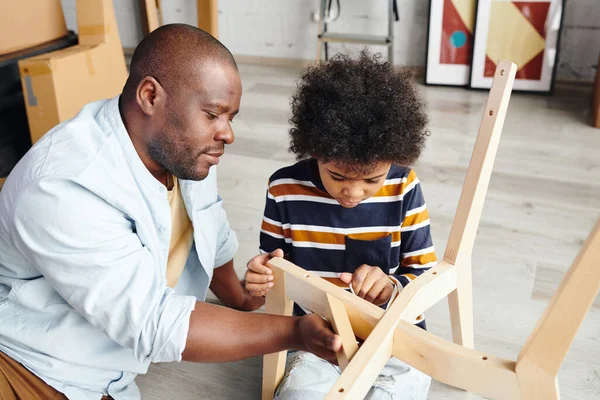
136, 63, 600, 399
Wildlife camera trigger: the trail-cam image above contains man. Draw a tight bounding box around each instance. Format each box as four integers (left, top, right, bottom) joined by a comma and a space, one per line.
0, 24, 340, 400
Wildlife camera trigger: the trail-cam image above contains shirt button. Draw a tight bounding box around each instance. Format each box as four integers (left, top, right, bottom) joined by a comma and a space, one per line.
158, 225, 166, 233
159, 186, 166, 194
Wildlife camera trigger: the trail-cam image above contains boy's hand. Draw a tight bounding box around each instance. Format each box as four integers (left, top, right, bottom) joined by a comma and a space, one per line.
339, 265, 394, 306
244, 249, 283, 297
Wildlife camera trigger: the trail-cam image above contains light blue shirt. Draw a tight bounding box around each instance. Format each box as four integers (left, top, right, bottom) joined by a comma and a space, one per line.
0, 97, 238, 399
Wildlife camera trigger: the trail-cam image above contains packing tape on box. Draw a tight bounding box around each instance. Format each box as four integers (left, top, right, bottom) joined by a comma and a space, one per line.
78, 24, 110, 36
20, 63, 52, 77
85, 52, 96, 76
20, 64, 52, 107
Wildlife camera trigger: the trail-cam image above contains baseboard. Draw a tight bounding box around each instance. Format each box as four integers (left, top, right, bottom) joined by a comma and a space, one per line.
232, 54, 425, 76
233, 54, 313, 68
122, 48, 592, 86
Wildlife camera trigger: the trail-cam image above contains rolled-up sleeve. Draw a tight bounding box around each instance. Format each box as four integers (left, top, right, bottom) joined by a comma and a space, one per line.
10, 177, 196, 363
213, 195, 239, 268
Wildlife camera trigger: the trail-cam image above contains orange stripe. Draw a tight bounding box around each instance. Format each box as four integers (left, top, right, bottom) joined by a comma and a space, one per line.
402, 252, 437, 267
322, 277, 348, 287
402, 273, 418, 281
287, 230, 400, 244
374, 184, 402, 197
399, 169, 418, 195
261, 221, 285, 237
269, 184, 331, 199
289, 230, 344, 244
347, 231, 400, 242
403, 208, 430, 227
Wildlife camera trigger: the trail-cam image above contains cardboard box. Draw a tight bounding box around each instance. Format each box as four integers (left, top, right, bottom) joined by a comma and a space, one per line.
0, 0, 68, 55
19, 0, 128, 143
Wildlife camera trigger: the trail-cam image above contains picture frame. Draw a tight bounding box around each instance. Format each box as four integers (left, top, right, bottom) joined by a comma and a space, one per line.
425, 0, 477, 86
469, 0, 565, 93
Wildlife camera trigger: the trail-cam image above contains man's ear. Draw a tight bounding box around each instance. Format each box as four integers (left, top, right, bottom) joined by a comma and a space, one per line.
136, 76, 166, 116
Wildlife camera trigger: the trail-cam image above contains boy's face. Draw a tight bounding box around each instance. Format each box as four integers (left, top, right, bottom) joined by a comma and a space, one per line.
317, 161, 391, 208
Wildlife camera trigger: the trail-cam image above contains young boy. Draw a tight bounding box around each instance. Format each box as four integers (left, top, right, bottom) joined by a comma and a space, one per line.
245, 51, 435, 399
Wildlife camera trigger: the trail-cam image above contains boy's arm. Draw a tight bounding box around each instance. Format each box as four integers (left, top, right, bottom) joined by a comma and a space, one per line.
259, 183, 292, 255
245, 183, 292, 296
391, 170, 437, 288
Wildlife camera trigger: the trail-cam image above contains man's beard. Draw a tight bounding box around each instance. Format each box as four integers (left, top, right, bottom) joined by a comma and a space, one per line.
148, 133, 221, 181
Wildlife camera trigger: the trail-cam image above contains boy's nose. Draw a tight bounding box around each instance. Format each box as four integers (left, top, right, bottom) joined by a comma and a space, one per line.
343, 185, 364, 199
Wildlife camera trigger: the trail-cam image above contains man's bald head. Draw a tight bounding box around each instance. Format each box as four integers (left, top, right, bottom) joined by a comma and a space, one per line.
119, 24, 242, 183
123, 24, 237, 103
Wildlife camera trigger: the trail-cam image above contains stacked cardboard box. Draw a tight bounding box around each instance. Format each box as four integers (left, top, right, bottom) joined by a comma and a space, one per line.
19, 0, 128, 143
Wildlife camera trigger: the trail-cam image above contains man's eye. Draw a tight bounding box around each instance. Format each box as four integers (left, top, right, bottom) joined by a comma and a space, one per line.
366, 180, 380, 184
206, 112, 218, 120
330, 176, 345, 182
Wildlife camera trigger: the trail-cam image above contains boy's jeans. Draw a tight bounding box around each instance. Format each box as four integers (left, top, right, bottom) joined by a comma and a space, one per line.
274, 351, 431, 400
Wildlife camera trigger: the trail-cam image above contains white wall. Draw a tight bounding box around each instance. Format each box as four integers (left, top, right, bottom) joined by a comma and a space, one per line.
61, 0, 599, 81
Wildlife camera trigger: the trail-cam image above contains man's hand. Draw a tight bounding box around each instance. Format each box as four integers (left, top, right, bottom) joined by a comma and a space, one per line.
340, 265, 394, 306
244, 249, 283, 297
296, 314, 342, 364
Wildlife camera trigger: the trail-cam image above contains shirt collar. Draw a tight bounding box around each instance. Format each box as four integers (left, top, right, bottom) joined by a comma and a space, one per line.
308, 158, 328, 193
102, 96, 167, 196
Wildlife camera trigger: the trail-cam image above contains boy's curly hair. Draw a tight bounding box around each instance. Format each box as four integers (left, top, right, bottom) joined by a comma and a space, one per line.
289, 51, 429, 173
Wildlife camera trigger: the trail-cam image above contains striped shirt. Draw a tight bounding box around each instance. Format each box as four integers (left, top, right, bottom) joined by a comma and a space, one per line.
260, 159, 437, 322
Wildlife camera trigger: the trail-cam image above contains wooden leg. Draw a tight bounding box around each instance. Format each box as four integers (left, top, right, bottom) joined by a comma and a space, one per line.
316, 40, 322, 62
516, 219, 600, 398
448, 263, 474, 349
325, 294, 359, 370
139, 0, 160, 35
515, 368, 560, 400
262, 267, 294, 400
197, 0, 219, 39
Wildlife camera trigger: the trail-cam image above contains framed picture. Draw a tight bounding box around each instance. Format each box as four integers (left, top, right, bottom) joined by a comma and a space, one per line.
425, 0, 477, 86
470, 0, 565, 93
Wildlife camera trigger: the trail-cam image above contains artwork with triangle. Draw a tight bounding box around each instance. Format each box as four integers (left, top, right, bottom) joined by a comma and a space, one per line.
261, 60, 600, 400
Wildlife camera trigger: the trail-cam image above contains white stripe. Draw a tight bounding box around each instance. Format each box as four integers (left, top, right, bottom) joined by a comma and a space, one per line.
403, 261, 438, 269
384, 277, 402, 310
402, 246, 435, 258
270, 178, 316, 188
400, 219, 430, 232
405, 204, 426, 217
389, 264, 400, 274
270, 192, 407, 205
361, 195, 404, 203
403, 177, 419, 196
271, 194, 340, 205
260, 229, 285, 240
285, 224, 400, 235
391, 241, 401, 247
383, 177, 407, 186
291, 241, 346, 250
262, 216, 282, 227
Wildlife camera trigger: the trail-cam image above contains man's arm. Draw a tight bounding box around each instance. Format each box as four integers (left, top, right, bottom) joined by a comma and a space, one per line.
209, 259, 265, 311
182, 301, 340, 363
188, 251, 341, 363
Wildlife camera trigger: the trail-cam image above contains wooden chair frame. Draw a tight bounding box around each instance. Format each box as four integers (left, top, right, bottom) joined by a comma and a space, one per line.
139, 0, 163, 36
261, 60, 600, 399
